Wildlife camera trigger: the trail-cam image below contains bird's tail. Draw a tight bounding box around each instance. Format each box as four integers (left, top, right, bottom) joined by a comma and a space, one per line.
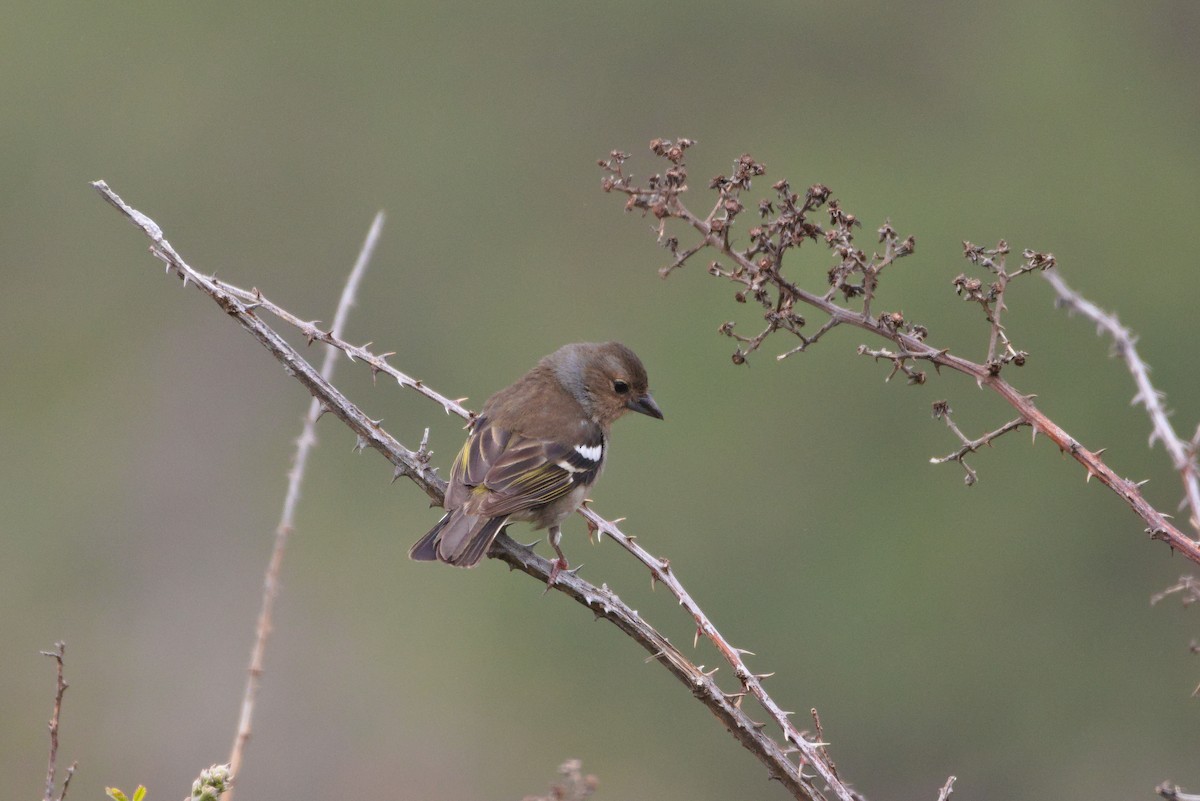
409, 511, 508, 567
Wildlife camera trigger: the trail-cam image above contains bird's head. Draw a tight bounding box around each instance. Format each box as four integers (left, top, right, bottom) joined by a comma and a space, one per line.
548, 341, 663, 427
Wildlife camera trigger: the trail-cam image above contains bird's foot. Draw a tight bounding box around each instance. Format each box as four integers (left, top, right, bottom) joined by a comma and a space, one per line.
544, 557, 570, 591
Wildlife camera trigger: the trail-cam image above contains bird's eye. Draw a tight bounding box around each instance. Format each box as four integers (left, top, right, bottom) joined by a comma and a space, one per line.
612, 379, 630, 395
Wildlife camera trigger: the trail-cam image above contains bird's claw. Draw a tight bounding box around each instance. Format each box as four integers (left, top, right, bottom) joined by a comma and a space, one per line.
543, 557, 570, 593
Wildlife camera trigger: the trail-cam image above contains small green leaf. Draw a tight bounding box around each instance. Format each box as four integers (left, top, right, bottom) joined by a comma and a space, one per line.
132, 786, 147, 801
106, 789, 129, 801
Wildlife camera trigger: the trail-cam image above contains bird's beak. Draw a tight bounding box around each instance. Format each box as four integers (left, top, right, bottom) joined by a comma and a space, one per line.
626, 392, 664, 420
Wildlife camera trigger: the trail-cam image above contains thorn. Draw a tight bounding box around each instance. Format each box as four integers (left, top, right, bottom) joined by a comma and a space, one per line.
519, 537, 542, 549
391, 466, 405, 483
733, 648, 757, 657
644, 650, 666, 664
753, 672, 776, 680
353, 435, 368, 453
1093, 447, 1107, 457
1136, 478, 1151, 487
694, 625, 702, 649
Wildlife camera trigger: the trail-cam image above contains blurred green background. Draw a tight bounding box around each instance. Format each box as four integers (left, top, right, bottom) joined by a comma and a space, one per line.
3, 2, 1199, 799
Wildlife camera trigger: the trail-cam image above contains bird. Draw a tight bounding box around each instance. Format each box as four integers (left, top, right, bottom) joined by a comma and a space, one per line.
409, 342, 662, 582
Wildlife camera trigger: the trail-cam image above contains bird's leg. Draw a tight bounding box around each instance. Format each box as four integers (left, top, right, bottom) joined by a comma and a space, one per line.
546, 525, 569, 585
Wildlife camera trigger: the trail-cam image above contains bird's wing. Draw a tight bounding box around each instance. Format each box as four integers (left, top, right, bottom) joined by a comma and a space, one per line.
469, 430, 604, 518
445, 417, 510, 510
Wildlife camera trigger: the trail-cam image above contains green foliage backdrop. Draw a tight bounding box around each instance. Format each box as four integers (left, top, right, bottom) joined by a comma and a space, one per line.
3, 2, 1199, 799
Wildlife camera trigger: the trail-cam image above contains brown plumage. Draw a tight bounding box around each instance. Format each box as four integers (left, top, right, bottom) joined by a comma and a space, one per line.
409, 342, 662, 579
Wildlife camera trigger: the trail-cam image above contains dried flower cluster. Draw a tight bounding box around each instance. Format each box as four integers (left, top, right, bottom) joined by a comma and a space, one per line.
601, 141, 1056, 383
600, 141, 1193, 564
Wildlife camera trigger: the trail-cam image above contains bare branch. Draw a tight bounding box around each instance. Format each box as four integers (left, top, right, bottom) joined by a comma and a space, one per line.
40, 642, 77, 801
92, 181, 444, 503
936, 776, 957, 801
94, 181, 854, 801
930, 402, 1029, 486
225, 211, 385, 795
777, 318, 840, 361
1151, 576, 1200, 608
1044, 270, 1200, 536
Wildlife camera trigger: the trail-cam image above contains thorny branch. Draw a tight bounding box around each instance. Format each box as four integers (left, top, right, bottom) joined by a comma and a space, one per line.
1042, 235, 1200, 705
40, 642, 77, 801
930, 401, 1029, 486
93, 181, 855, 801
1044, 270, 1200, 536
599, 140, 1200, 565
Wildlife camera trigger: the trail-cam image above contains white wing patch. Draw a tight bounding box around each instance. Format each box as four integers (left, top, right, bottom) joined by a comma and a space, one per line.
575, 443, 603, 462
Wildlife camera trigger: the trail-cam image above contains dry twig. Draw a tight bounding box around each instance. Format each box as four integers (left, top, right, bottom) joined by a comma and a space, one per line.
40, 642, 77, 801
1043, 270, 1200, 535
930, 401, 1029, 486
225, 212, 385, 795
93, 181, 854, 801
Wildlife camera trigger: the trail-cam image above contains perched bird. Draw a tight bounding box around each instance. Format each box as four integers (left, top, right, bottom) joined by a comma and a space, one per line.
410, 342, 662, 581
